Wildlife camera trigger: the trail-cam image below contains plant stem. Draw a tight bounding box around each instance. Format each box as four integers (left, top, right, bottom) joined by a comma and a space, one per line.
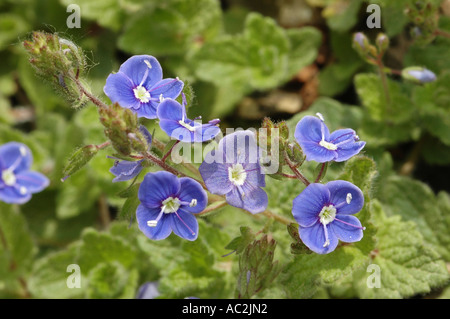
71, 76, 108, 109
434, 29, 450, 39
314, 162, 327, 183
376, 55, 391, 108
283, 151, 310, 186
162, 140, 180, 162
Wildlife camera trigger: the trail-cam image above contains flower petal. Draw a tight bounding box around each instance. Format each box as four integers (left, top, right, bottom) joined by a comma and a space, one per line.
109, 160, 143, 182
0, 142, 32, 172
118, 55, 162, 89
330, 215, 364, 243
0, 186, 31, 204
169, 210, 198, 241
219, 130, 259, 165
294, 116, 330, 145
226, 184, 268, 214
157, 98, 183, 121
292, 183, 330, 227
133, 101, 159, 119
103, 72, 140, 109
243, 163, 265, 187
15, 171, 49, 193
159, 120, 191, 142
149, 78, 184, 100
299, 222, 339, 254
297, 141, 337, 162
334, 141, 366, 162
138, 171, 180, 208
326, 180, 364, 215
136, 204, 172, 240
177, 177, 208, 213
199, 158, 233, 195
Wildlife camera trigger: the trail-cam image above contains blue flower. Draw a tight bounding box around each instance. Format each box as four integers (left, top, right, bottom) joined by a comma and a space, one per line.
103, 55, 184, 119
294, 113, 365, 163
0, 142, 49, 204
136, 171, 207, 241
292, 180, 365, 254
109, 125, 152, 182
157, 97, 220, 143
199, 130, 268, 214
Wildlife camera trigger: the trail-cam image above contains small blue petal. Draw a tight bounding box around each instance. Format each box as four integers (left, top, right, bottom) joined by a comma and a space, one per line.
0, 186, 32, 204
292, 183, 330, 227
15, 171, 49, 193
138, 171, 181, 208
294, 116, 329, 145
330, 215, 363, 243
299, 222, 338, 254
157, 98, 183, 122
225, 183, 268, 214
199, 159, 233, 195
327, 180, 364, 215
118, 55, 163, 89
150, 78, 184, 100
177, 177, 208, 214
103, 72, 140, 110
136, 204, 172, 240
169, 210, 198, 241
133, 101, 159, 119
110, 160, 143, 182
0, 142, 32, 172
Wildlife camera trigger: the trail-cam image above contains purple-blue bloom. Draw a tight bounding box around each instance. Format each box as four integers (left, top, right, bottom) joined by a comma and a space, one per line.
199, 130, 268, 214
0, 142, 49, 204
294, 113, 365, 163
109, 125, 152, 182
103, 55, 184, 119
136, 171, 207, 241
157, 97, 220, 143
292, 180, 365, 254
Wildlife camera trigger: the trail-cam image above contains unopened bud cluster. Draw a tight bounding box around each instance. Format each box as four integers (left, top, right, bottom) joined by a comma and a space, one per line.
23, 31, 88, 108
99, 103, 150, 156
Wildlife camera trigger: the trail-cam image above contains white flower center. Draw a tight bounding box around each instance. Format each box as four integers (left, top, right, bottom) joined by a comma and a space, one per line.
319, 140, 338, 151
228, 164, 247, 186
133, 85, 151, 103
178, 120, 196, 132
319, 205, 336, 225
161, 197, 181, 214
1, 170, 16, 186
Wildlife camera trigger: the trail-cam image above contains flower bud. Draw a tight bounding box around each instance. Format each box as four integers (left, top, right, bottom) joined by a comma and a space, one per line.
23, 31, 88, 108
62, 144, 99, 181
401, 66, 436, 84
375, 33, 389, 55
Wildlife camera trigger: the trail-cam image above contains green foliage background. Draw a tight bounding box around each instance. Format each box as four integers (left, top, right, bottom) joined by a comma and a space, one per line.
0, 0, 449, 299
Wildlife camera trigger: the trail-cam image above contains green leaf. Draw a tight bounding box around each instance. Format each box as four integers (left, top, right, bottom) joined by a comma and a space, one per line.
77, 228, 137, 272
354, 73, 414, 124
118, 0, 222, 56
60, 0, 125, 31
412, 72, 450, 146
377, 175, 450, 261
225, 226, 256, 255
0, 13, 29, 50
193, 13, 321, 100
86, 261, 138, 299
27, 244, 84, 299
286, 27, 322, 75
352, 201, 449, 298
0, 203, 37, 291
282, 243, 370, 298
